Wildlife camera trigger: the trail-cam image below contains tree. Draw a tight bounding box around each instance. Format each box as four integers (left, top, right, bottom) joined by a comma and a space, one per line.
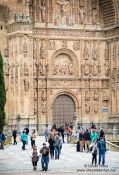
0, 52, 6, 132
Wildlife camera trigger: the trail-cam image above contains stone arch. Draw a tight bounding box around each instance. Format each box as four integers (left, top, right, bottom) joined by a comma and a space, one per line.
50, 48, 79, 77
51, 90, 79, 126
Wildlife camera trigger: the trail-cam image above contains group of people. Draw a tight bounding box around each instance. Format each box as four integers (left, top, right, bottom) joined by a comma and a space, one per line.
10, 122, 106, 171
76, 124, 106, 167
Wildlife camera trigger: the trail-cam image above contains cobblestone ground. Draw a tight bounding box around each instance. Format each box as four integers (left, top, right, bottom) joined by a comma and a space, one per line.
0, 136, 119, 175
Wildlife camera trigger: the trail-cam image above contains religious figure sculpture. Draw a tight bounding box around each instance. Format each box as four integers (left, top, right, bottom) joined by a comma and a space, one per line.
24, 78, 29, 92
92, 43, 98, 60
84, 42, 89, 60
40, 4, 46, 22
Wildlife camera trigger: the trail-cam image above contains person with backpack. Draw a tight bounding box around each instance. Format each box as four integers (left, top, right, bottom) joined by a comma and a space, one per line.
40, 143, 50, 171
30, 145, 40, 170
92, 139, 98, 166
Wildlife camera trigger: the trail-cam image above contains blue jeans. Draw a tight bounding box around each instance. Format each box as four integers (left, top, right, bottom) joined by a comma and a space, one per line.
45, 134, 48, 142
54, 147, 60, 159
41, 156, 49, 170
99, 151, 105, 165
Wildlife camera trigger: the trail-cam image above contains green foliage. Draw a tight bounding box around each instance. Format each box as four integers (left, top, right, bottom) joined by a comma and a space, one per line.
0, 52, 6, 132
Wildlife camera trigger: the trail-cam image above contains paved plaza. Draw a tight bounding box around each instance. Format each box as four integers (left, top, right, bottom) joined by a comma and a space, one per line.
0, 136, 119, 175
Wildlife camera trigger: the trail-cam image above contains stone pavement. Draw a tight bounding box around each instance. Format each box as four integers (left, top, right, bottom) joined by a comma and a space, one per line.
0, 136, 119, 175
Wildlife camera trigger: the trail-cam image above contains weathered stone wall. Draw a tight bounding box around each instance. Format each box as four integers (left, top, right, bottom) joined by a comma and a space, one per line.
0, 0, 119, 132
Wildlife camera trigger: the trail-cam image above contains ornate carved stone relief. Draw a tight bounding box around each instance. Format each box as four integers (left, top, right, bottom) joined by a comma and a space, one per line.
48, 40, 56, 50
52, 53, 74, 77
56, 0, 71, 26
24, 62, 29, 76
62, 40, 68, 48
73, 41, 80, 50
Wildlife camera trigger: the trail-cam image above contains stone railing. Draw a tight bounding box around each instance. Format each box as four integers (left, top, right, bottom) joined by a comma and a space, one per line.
106, 141, 119, 152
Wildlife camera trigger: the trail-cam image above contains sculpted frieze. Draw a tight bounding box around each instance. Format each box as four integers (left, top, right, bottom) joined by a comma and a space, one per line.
33, 29, 104, 38
52, 53, 74, 77
7, 24, 32, 34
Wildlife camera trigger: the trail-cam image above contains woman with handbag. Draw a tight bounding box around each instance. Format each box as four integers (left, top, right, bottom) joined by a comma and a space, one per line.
30, 145, 40, 170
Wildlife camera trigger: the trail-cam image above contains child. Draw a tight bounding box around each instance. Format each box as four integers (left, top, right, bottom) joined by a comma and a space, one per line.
30, 145, 40, 170
92, 139, 98, 166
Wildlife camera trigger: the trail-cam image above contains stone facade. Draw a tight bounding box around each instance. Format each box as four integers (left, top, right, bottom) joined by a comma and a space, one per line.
0, 0, 119, 133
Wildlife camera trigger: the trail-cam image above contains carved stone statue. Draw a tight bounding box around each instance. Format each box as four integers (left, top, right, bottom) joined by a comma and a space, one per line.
104, 63, 110, 76
24, 78, 29, 92
41, 91, 46, 102
49, 40, 55, 50
85, 101, 90, 113
92, 10, 97, 24
92, 0, 97, 10
40, 40, 46, 59
84, 42, 89, 60
24, 62, 29, 76
79, 7, 85, 24
105, 43, 109, 60
40, 4, 46, 22
73, 41, 80, 50
79, 0, 84, 7
62, 40, 67, 48
93, 90, 99, 100
93, 102, 98, 113
92, 43, 98, 60
84, 64, 90, 76
23, 42, 27, 57
41, 101, 46, 114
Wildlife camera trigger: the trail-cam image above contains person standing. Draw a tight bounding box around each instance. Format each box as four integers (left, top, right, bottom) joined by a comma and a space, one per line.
48, 134, 54, 159
84, 129, 91, 152
92, 139, 98, 166
30, 129, 36, 148
0, 131, 6, 149
53, 134, 61, 159
40, 143, 50, 171
90, 129, 98, 143
30, 145, 40, 170
12, 128, 17, 145
24, 125, 29, 135
98, 137, 106, 166
21, 130, 27, 150
44, 125, 50, 142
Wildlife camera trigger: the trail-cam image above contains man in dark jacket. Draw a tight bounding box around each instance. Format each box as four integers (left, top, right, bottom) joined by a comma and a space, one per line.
40, 143, 50, 171
98, 137, 106, 165
12, 128, 17, 145
84, 129, 91, 152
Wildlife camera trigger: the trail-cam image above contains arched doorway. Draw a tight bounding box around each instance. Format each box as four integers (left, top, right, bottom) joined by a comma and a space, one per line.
53, 94, 75, 127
